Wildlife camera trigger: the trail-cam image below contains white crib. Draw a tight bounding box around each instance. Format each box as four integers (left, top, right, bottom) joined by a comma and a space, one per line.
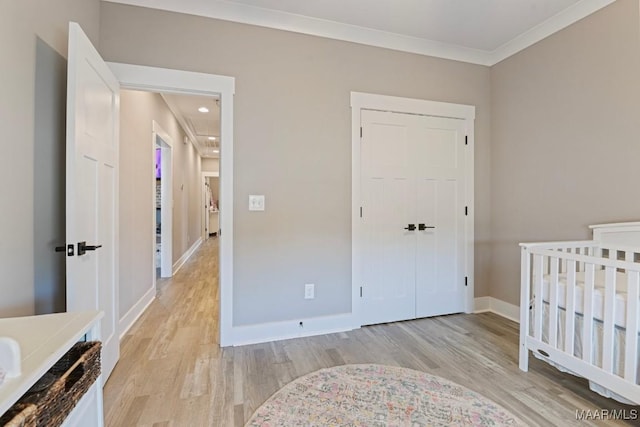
519, 222, 640, 405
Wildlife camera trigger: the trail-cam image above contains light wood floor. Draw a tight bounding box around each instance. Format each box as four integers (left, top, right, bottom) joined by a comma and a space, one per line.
104, 238, 637, 426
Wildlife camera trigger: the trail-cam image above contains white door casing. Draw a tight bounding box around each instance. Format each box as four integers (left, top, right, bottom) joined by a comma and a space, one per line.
66, 22, 120, 380
352, 93, 475, 327
108, 62, 235, 346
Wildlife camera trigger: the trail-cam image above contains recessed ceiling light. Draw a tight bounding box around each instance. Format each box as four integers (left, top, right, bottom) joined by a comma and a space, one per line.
198, 107, 209, 113
208, 136, 216, 141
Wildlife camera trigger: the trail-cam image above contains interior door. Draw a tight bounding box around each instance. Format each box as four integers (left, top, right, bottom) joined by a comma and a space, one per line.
360, 110, 466, 325
360, 110, 416, 325
66, 22, 120, 380
413, 116, 466, 318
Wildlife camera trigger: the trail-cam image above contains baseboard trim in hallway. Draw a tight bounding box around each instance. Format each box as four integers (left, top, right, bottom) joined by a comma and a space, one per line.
172, 237, 203, 275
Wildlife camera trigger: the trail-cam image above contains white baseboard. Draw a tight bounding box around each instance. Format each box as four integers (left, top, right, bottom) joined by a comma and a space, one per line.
173, 237, 202, 275
119, 286, 155, 339
232, 313, 356, 346
474, 296, 520, 324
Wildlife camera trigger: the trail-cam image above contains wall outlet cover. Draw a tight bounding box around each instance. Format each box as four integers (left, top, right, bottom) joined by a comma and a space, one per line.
249, 195, 265, 211
304, 283, 315, 299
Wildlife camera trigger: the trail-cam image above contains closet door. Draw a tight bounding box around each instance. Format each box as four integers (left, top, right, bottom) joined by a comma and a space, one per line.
360, 110, 466, 325
360, 110, 416, 325
413, 116, 467, 318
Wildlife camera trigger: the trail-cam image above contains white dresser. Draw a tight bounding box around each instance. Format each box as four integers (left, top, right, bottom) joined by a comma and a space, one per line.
0, 311, 104, 426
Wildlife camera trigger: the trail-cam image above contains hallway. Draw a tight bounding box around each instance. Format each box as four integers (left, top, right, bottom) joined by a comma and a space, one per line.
104, 237, 225, 426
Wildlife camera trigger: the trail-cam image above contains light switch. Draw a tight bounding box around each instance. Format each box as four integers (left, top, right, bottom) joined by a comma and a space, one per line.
249, 195, 265, 211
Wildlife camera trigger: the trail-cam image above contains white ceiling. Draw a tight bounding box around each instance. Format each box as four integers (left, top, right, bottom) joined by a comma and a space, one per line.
105, 0, 614, 65
161, 93, 221, 158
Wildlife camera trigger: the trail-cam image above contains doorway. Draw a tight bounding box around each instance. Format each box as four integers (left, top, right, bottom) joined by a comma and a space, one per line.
153, 121, 173, 279
203, 172, 220, 240
109, 62, 235, 346
351, 92, 476, 327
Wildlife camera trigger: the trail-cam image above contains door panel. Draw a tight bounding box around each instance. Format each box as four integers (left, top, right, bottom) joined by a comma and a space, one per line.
67, 22, 120, 380
361, 111, 416, 325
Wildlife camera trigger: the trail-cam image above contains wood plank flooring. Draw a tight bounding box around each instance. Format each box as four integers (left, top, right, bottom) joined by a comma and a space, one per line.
104, 238, 638, 426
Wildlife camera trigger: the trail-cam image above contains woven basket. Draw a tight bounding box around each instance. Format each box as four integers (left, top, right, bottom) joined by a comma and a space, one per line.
0, 341, 101, 427
0, 403, 37, 427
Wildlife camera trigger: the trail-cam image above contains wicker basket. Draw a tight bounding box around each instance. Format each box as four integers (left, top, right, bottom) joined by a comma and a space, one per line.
0, 403, 37, 427
1, 341, 101, 427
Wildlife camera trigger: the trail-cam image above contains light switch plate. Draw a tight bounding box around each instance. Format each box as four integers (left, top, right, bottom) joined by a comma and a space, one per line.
249, 195, 265, 211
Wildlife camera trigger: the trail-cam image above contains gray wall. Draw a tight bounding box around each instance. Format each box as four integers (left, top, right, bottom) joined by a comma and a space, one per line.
99, 3, 492, 326
119, 89, 203, 318
490, 0, 640, 305
33, 38, 67, 314
0, 0, 100, 317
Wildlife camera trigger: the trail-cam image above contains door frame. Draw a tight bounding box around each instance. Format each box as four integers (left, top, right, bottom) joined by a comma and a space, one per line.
350, 92, 475, 326
152, 121, 173, 280
202, 171, 220, 241
109, 62, 235, 346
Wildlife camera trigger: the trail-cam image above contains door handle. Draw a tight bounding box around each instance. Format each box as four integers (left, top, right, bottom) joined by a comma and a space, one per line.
418, 224, 436, 231
404, 224, 416, 231
77, 241, 102, 256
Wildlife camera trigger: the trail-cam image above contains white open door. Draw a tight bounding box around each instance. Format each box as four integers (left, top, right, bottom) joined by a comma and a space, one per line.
66, 22, 120, 381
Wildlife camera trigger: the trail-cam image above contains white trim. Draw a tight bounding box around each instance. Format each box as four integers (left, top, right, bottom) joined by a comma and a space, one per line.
173, 237, 203, 275
489, 0, 615, 65
232, 313, 356, 346
108, 62, 235, 346
119, 286, 155, 339
104, 0, 613, 66
351, 92, 475, 326
201, 171, 220, 241
152, 121, 173, 279
474, 297, 520, 324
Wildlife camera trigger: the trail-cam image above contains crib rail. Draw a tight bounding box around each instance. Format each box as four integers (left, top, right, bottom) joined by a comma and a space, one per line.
519, 240, 640, 404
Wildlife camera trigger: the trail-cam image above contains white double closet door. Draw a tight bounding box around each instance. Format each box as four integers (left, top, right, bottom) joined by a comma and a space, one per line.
360, 109, 467, 326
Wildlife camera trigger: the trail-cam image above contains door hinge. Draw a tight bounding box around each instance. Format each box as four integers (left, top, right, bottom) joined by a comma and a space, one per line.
360, 207, 363, 218
465, 206, 468, 216
360, 127, 363, 138
465, 135, 468, 145
360, 286, 363, 297
465, 276, 468, 287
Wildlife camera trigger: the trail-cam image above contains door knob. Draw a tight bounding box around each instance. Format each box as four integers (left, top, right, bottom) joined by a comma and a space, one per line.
418, 224, 436, 231
404, 224, 416, 231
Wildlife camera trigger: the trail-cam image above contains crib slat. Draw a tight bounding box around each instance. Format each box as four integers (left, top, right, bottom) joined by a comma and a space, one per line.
560, 249, 568, 274
582, 262, 595, 364
625, 270, 639, 382
565, 259, 576, 354
534, 254, 544, 341
549, 257, 559, 348
602, 266, 616, 373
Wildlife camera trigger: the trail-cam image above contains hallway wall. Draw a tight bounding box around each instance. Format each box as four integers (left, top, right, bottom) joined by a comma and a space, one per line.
119, 89, 202, 323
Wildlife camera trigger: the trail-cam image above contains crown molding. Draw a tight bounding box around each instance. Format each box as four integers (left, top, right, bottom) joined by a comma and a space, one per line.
488, 0, 615, 65
104, 0, 616, 67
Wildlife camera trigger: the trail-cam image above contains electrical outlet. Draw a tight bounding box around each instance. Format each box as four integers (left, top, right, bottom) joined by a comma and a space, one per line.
304, 283, 315, 299
249, 195, 265, 211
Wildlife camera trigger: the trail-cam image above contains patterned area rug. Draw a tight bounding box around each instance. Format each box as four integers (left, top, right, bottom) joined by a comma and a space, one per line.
246, 364, 525, 426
